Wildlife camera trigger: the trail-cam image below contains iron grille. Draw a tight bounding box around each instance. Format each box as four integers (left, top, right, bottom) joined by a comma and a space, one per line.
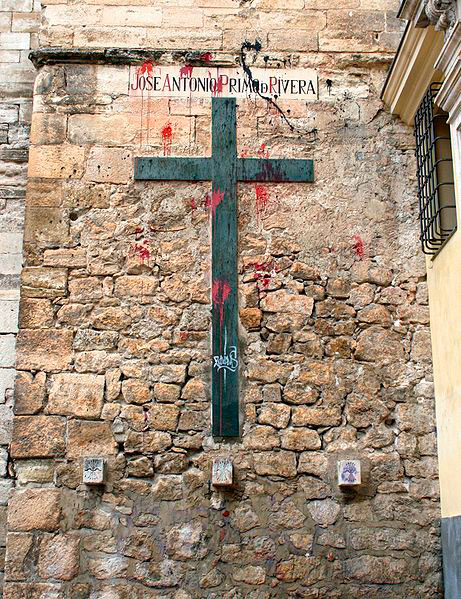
414, 82, 456, 255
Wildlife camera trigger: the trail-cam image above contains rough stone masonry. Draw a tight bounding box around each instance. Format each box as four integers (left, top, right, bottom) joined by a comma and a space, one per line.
3, 0, 442, 597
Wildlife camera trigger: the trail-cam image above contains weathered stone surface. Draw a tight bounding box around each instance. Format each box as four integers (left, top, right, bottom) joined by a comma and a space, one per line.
260, 290, 314, 315
14, 371, 46, 415
151, 475, 183, 500
38, 534, 80, 580
121, 379, 151, 404
48, 373, 104, 418
308, 499, 341, 527
5, 533, 33, 582
16, 329, 73, 371
292, 406, 342, 427
19, 298, 54, 329
281, 428, 321, 451
149, 404, 180, 431
67, 420, 117, 458
344, 555, 407, 583
355, 326, 405, 363
257, 403, 290, 429
233, 565, 266, 585
11, 416, 65, 458
243, 426, 280, 450
8, 489, 61, 532
254, 451, 297, 477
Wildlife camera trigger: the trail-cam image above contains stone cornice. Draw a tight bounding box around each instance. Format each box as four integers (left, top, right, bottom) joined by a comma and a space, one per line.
381, 24, 444, 123
435, 23, 461, 121
28, 47, 236, 69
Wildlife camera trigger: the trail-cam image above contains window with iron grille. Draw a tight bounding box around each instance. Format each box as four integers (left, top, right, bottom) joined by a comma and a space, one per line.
414, 82, 456, 255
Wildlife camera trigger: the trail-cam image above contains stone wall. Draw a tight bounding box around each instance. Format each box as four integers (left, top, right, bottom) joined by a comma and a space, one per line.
0, 0, 39, 591
4, 0, 442, 597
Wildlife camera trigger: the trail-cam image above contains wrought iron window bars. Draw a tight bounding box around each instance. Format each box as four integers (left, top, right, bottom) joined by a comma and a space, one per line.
414, 82, 456, 255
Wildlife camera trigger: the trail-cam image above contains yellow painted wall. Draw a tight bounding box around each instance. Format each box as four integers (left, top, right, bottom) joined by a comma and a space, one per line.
427, 124, 461, 518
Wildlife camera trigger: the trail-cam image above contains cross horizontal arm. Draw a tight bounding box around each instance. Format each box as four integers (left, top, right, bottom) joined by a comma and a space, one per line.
237, 158, 314, 183
134, 157, 213, 181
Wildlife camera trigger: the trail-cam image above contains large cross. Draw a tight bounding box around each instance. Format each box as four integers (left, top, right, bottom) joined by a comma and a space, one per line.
134, 97, 314, 438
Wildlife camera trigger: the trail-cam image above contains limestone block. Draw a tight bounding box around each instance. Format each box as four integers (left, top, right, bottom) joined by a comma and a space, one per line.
149, 364, 187, 384
0, 32, 30, 50
68, 114, 137, 146
243, 426, 280, 450
181, 378, 206, 401
29, 113, 66, 145
268, 30, 318, 52
151, 475, 183, 500
15, 461, 55, 486
0, 368, 15, 404
257, 403, 290, 429
355, 326, 404, 364
233, 565, 266, 585
114, 275, 158, 299
28, 145, 85, 179
5, 532, 34, 582
145, 28, 222, 50
7, 489, 61, 532
14, 372, 46, 415
344, 555, 407, 584
281, 428, 321, 451
247, 359, 292, 384
292, 406, 342, 427
319, 30, 378, 52
0, 300, 18, 333
154, 383, 181, 402
16, 329, 73, 371
308, 498, 341, 527
24, 206, 68, 243
121, 379, 151, 404
253, 451, 297, 477
143, 431, 172, 453
260, 290, 313, 314
10, 415, 66, 458
47, 373, 104, 418
0, 336, 17, 368
67, 420, 117, 458
43, 248, 87, 268
91, 307, 131, 331
178, 410, 206, 431
11, 12, 40, 33
84, 147, 132, 184
74, 330, 119, 351
38, 534, 80, 580
239, 307, 262, 329
19, 298, 54, 329
69, 277, 103, 302
21, 267, 67, 299
26, 179, 62, 208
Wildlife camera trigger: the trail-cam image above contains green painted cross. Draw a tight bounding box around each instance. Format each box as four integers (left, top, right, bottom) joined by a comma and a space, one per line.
135, 97, 313, 438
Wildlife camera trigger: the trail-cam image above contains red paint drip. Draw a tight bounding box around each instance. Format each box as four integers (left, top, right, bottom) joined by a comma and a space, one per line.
190, 197, 196, 210
255, 184, 269, 220
180, 65, 194, 78
257, 143, 270, 159
212, 278, 231, 326
162, 123, 172, 156
211, 189, 224, 219
137, 61, 154, 76
203, 192, 211, 209
353, 234, 364, 259
200, 52, 213, 63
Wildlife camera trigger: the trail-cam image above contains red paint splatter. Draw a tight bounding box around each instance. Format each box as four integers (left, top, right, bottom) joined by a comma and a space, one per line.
222, 511, 230, 517
244, 259, 275, 289
220, 530, 226, 541
200, 52, 213, 63
353, 234, 364, 259
180, 65, 194, 78
132, 241, 151, 263
203, 193, 211, 209
162, 123, 172, 156
212, 278, 231, 326
255, 184, 269, 220
179, 331, 189, 342
137, 61, 154, 76
257, 143, 269, 159
134, 226, 144, 235
190, 198, 196, 210
211, 189, 224, 219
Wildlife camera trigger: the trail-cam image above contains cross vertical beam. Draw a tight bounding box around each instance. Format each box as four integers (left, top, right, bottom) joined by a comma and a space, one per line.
211, 98, 239, 437
134, 96, 314, 439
